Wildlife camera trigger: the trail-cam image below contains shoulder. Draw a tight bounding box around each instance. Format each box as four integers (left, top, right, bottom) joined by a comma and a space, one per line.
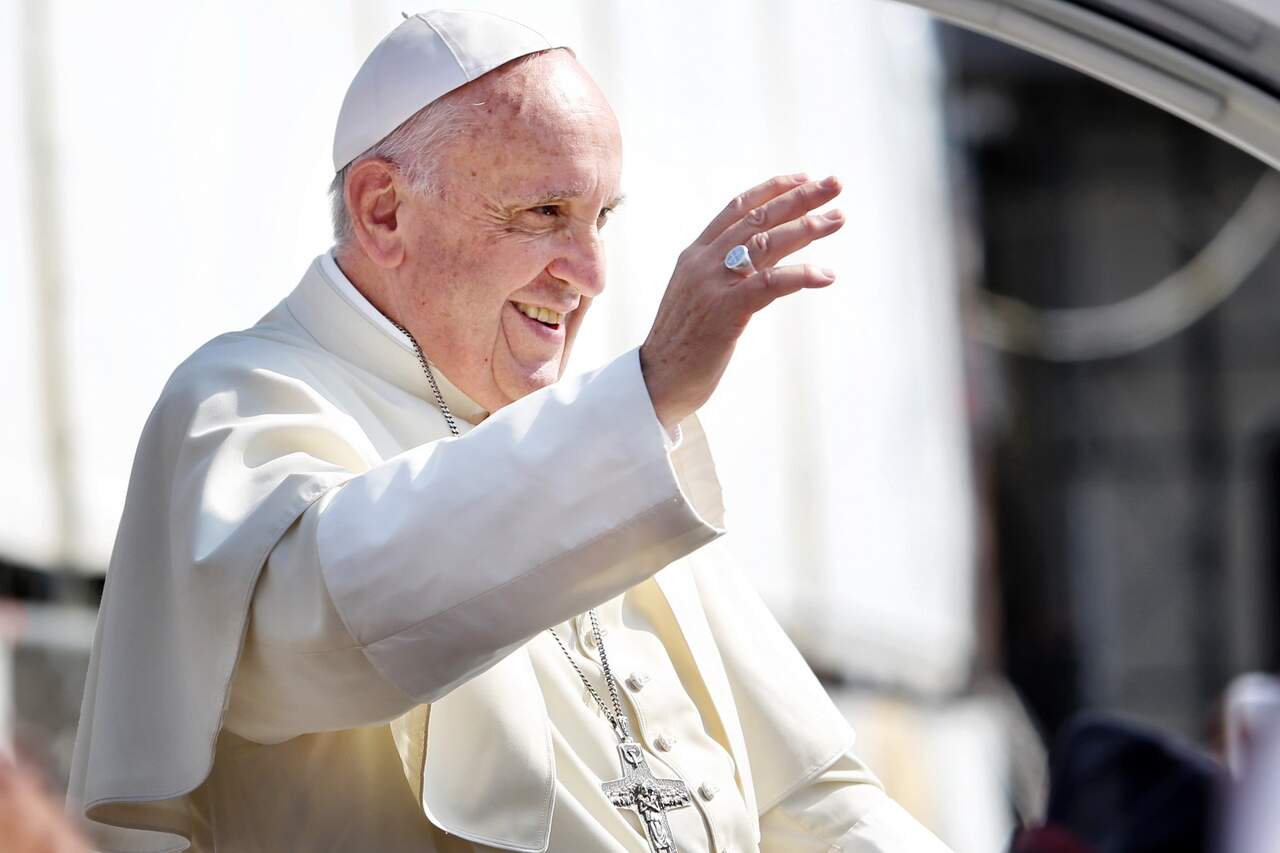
138, 303, 366, 463
159, 303, 345, 418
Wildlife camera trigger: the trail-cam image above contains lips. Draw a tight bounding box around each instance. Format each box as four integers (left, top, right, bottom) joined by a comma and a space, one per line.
506, 301, 568, 343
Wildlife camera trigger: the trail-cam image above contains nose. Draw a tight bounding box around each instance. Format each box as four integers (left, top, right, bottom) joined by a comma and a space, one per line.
545, 223, 607, 298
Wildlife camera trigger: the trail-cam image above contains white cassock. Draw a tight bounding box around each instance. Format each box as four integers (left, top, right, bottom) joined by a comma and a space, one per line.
67, 251, 952, 853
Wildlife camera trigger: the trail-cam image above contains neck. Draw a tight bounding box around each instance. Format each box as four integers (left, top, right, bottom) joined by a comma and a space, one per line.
333, 245, 401, 327
329, 245, 492, 424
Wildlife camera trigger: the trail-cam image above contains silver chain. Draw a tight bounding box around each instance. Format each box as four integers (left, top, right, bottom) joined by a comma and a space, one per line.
392, 320, 460, 438
547, 610, 629, 739
392, 320, 632, 741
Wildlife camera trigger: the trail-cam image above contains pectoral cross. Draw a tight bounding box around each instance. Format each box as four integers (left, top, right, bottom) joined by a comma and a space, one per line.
601, 738, 693, 853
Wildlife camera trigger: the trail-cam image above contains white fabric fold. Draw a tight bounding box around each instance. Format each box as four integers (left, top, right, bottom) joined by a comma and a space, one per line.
68, 251, 951, 853
317, 350, 718, 702
66, 255, 721, 853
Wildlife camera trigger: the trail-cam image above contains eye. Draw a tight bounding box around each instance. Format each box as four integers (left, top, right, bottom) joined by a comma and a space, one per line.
597, 207, 615, 228
533, 205, 560, 218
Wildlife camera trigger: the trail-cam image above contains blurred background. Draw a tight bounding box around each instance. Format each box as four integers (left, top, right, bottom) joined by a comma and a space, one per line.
4, 1, 1280, 850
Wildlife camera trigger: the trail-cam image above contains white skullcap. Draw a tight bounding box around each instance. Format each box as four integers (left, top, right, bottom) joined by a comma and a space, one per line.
332, 9, 556, 172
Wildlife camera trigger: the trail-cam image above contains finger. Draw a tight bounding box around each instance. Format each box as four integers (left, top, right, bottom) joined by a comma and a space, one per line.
695, 172, 810, 245
718, 176, 842, 251
734, 263, 837, 315
739, 208, 846, 270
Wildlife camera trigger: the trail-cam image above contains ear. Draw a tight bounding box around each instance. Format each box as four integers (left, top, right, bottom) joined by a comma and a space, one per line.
346, 159, 406, 269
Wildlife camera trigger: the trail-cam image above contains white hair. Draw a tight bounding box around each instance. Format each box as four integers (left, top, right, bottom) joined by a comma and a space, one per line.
329, 49, 561, 248
328, 95, 474, 247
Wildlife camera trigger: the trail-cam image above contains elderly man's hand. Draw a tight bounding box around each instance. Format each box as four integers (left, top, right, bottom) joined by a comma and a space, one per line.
639, 174, 845, 430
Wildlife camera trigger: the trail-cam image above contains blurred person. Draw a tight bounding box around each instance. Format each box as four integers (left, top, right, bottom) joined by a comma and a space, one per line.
1226, 714, 1280, 852
1010, 714, 1223, 853
0, 604, 88, 852
65, 10, 950, 853
0, 757, 89, 853
1221, 673, 1280, 777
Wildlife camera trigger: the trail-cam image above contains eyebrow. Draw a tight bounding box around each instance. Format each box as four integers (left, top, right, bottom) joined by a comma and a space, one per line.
514, 190, 628, 209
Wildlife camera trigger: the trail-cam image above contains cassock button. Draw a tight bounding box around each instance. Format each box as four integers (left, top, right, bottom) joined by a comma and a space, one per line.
584, 626, 608, 648
698, 782, 718, 801
625, 672, 650, 691
655, 734, 676, 752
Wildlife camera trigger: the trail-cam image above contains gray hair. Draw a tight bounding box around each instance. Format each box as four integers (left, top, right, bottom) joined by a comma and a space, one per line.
328, 95, 474, 247
329, 49, 560, 248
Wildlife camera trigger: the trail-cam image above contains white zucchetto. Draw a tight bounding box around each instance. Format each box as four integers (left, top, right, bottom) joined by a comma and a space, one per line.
332, 9, 556, 172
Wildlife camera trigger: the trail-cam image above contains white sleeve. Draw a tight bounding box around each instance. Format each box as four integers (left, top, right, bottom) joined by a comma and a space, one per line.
758, 748, 955, 853
225, 348, 723, 743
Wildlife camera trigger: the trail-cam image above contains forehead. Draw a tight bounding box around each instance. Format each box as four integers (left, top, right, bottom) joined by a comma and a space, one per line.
477, 50, 611, 126
443, 53, 622, 200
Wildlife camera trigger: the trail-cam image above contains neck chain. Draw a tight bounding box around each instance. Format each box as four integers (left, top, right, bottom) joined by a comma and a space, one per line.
547, 609, 632, 740
394, 321, 694, 853
391, 319, 631, 735
392, 320, 459, 437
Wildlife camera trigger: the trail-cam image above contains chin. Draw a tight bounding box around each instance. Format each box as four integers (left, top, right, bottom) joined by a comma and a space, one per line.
498, 365, 561, 405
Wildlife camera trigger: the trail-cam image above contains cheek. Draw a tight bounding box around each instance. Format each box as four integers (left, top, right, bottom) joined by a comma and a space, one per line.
409, 220, 555, 330
407, 230, 496, 315
483, 239, 558, 297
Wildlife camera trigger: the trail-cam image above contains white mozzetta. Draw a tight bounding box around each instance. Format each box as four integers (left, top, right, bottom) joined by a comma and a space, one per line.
69, 252, 952, 852
315, 344, 721, 702
66, 255, 722, 853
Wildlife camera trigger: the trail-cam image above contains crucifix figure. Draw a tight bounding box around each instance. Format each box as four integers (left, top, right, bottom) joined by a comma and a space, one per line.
602, 739, 694, 853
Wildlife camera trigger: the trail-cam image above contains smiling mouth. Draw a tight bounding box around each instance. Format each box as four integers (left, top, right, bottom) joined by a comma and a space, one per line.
512, 301, 565, 329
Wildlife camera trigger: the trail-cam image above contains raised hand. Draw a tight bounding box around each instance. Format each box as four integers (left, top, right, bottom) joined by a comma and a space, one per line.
639, 173, 845, 429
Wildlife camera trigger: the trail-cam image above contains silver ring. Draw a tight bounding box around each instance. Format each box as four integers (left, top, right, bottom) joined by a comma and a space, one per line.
724, 244, 756, 276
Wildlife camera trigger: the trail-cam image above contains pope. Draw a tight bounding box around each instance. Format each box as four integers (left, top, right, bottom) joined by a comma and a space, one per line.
68, 10, 954, 853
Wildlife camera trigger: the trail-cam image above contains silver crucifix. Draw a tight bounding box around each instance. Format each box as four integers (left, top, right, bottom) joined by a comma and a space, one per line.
601, 738, 693, 853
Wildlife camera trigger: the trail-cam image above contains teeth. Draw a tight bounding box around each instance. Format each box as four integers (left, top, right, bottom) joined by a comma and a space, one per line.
514, 302, 564, 325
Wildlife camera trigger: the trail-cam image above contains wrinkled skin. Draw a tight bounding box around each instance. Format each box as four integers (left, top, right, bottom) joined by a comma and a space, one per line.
339, 50, 621, 412
339, 50, 844, 424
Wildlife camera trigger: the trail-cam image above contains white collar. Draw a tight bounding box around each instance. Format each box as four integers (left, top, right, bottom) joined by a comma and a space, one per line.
318, 247, 677, 442
313, 249, 489, 425
319, 248, 413, 350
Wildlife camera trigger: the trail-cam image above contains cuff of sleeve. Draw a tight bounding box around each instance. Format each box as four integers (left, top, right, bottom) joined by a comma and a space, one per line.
666, 414, 723, 531
317, 347, 724, 702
